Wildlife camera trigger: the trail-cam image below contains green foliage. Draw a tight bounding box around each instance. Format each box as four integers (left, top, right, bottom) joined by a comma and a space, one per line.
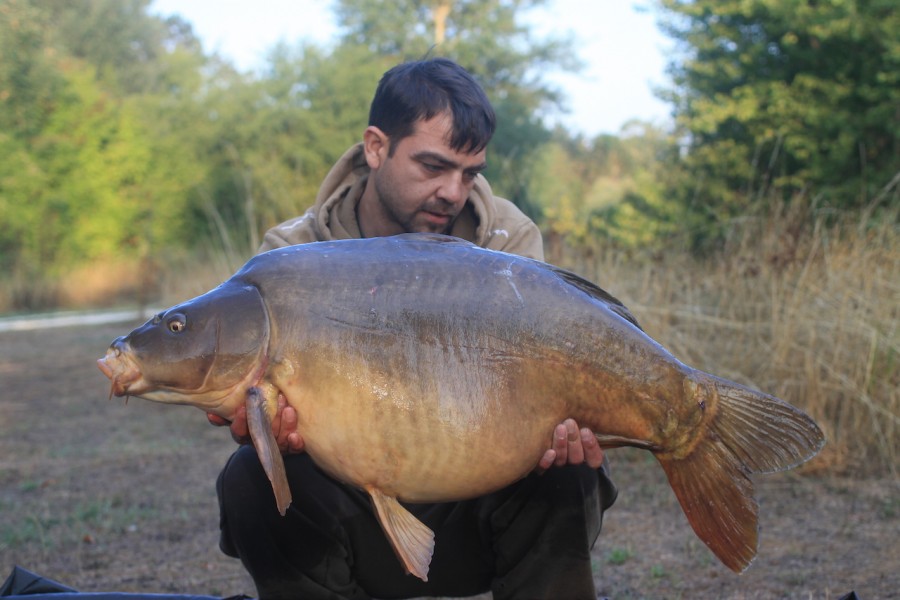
0, 0, 209, 285
1, 0, 582, 311
144, 0, 578, 252
46, 0, 176, 94
0, 0, 65, 140
333, 0, 578, 209
607, 547, 633, 565
531, 123, 681, 248
191, 43, 388, 246
3, 0, 897, 311
655, 0, 900, 238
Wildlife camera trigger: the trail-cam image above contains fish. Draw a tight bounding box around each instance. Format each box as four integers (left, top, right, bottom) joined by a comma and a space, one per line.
97, 233, 824, 581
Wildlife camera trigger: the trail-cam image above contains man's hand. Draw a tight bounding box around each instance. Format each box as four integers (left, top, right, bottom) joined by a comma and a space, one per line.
537, 418, 604, 473
206, 393, 305, 454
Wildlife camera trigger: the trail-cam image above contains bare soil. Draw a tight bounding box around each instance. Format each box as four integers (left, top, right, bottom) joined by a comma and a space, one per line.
0, 321, 897, 599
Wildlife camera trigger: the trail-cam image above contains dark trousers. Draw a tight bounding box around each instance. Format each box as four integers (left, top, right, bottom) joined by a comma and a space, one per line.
217, 446, 616, 600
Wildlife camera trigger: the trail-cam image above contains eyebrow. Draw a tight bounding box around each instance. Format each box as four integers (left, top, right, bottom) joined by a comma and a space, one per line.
412, 151, 487, 173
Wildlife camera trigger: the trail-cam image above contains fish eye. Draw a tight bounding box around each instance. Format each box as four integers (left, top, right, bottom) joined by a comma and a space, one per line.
167, 314, 187, 333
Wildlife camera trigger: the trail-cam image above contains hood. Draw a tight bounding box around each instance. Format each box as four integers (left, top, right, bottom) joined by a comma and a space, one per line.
310, 143, 500, 246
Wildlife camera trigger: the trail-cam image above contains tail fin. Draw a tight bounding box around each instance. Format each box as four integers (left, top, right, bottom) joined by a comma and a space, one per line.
658, 375, 825, 572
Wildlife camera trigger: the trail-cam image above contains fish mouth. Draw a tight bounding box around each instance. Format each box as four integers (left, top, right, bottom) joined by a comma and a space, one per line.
97, 346, 143, 398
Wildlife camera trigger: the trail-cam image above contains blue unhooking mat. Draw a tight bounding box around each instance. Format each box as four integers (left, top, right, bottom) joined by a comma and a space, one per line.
0, 567, 251, 600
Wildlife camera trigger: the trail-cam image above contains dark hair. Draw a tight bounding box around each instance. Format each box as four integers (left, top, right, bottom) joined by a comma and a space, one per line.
368, 58, 496, 155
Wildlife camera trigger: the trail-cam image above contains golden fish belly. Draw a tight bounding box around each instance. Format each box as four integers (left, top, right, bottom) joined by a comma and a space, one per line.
270, 346, 566, 502
98, 235, 825, 578
263, 274, 700, 503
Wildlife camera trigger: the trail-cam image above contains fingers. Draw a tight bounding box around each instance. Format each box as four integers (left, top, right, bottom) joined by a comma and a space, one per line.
536, 449, 556, 474
553, 422, 568, 466
278, 404, 303, 454
229, 405, 251, 445
564, 418, 585, 465
285, 431, 305, 454
581, 427, 604, 469
536, 422, 571, 473
218, 393, 306, 453
537, 418, 605, 473
207, 413, 229, 427
271, 394, 304, 454
280, 403, 298, 439
270, 394, 287, 438
553, 419, 583, 466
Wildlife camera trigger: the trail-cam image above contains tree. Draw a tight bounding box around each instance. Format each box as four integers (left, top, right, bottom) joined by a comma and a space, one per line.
181, 42, 390, 255
656, 0, 900, 225
530, 123, 677, 247
332, 0, 579, 211
43, 0, 204, 96
0, 0, 66, 141
0, 0, 212, 290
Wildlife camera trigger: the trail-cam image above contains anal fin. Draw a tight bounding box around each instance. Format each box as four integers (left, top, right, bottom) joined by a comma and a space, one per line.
367, 486, 435, 581
246, 387, 292, 516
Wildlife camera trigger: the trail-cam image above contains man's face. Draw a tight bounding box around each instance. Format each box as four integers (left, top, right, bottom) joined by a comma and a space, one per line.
360, 113, 487, 237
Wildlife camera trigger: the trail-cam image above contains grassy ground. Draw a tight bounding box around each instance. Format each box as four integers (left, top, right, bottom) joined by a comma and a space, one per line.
0, 321, 896, 599
1, 202, 897, 598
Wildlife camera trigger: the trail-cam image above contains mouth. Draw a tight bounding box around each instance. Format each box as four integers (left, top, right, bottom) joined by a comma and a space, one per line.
421, 210, 454, 228
97, 348, 142, 398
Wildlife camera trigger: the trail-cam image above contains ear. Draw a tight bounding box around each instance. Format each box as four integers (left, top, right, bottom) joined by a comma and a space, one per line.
363, 126, 390, 169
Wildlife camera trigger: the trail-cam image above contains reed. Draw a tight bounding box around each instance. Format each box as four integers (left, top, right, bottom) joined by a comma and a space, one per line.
549, 199, 899, 476
3, 196, 895, 476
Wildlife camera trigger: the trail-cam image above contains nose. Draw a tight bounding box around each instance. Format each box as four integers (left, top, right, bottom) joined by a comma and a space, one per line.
437, 172, 470, 205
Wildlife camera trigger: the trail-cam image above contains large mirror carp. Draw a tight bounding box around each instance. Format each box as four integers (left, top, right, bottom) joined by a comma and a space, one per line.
97, 233, 824, 581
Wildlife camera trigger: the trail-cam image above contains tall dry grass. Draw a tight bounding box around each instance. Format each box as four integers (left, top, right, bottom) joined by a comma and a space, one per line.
160, 197, 898, 475
3, 197, 895, 476
548, 200, 899, 477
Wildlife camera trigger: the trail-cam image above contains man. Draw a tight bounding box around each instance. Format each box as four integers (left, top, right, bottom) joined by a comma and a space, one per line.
211, 57, 617, 600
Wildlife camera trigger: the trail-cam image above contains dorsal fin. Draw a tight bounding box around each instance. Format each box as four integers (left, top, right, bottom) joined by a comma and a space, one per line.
550, 266, 643, 330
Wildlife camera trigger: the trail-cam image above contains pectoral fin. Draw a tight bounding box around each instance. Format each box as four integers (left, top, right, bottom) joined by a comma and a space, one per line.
367, 486, 435, 581
245, 387, 292, 516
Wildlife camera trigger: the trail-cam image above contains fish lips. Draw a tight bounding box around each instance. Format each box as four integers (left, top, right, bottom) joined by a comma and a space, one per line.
97, 345, 144, 398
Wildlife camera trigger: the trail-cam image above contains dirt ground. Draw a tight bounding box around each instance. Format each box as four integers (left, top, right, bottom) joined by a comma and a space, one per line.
0, 320, 897, 599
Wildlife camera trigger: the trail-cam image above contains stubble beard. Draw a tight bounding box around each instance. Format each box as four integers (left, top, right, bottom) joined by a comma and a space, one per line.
373, 176, 456, 235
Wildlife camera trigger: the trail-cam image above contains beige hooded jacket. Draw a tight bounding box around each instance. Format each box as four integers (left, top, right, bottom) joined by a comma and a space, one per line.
258, 143, 544, 260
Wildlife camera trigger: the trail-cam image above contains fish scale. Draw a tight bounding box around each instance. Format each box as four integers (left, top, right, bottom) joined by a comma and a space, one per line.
98, 233, 824, 581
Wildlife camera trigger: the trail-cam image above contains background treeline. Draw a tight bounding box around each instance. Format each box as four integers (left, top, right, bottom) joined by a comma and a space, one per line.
1, 0, 897, 471
2, 0, 896, 308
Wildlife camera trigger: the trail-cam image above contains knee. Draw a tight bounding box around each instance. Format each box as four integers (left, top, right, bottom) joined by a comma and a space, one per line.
541, 459, 617, 512
217, 448, 366, 518
523, 464, 614, 545
221, 444, 262, 479
218, 445, 270, 503
539, 463, 600, 498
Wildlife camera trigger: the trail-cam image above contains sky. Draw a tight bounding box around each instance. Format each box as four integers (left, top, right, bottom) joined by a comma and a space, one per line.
150, 0, 674, 138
